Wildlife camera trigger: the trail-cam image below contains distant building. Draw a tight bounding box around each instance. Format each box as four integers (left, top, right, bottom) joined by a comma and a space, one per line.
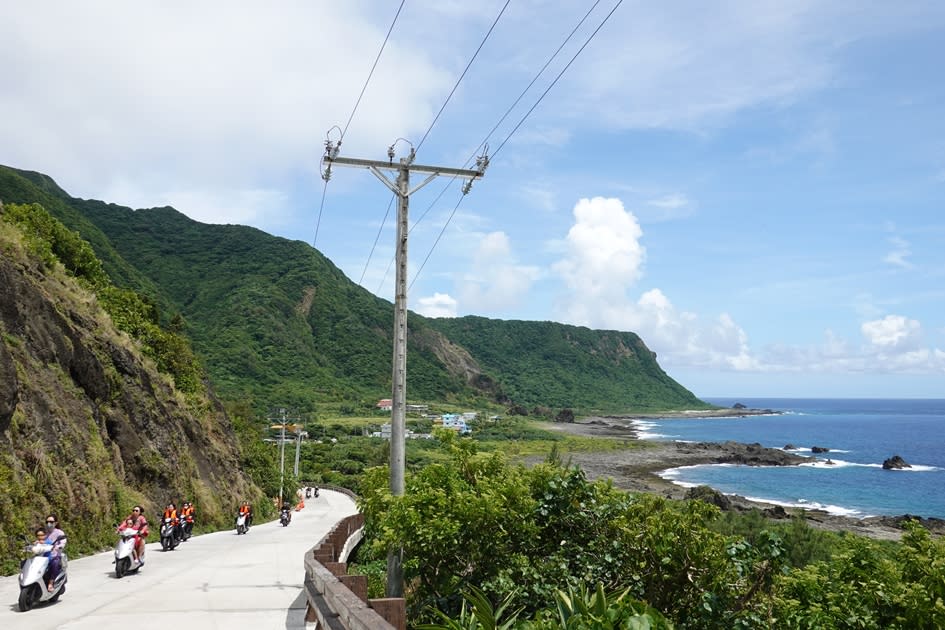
461, 412, 478, 422
376, 399, 392, 411
437, 413, 471, 434
406, 404, 429, 413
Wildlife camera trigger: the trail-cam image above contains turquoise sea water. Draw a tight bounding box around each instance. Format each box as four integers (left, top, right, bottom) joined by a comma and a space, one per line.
638, 398, 945, 519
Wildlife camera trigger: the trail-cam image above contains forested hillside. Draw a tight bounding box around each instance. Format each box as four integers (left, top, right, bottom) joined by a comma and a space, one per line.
0, 200, 265, 573
0, 165, 707, 413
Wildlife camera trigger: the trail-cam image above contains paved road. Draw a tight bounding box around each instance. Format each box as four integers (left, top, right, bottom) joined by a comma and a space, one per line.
0, 490, 358, 630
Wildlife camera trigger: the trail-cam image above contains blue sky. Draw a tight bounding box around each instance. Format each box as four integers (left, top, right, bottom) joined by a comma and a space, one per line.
2, 1, 944, 398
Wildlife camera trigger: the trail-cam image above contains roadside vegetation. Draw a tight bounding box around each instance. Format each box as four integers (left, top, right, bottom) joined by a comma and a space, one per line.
352, 432, 945, 629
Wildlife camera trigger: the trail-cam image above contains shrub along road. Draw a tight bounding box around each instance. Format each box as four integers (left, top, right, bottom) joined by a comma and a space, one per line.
0, 490, 357, 630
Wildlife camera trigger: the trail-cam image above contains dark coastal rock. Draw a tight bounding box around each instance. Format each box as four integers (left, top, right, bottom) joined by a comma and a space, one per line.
732, 402, 747, 409
882, 455, 911, 470
783, 444, 797, 450
764, 505, 790, 519
864, 515, 945, 535
686, 485, 732, 510
672, 441, 812, 467
811, 446, 830, 453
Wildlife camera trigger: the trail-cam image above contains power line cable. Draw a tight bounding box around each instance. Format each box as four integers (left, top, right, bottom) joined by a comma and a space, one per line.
359, 193, 397, 286
492, 0, 623, 159
415, 0, 511, 152
314, 1, 407, 248
343, 0, 407, 140
409, 193, 467, 291
409, 0, 603, 234
408, 0, 623, 288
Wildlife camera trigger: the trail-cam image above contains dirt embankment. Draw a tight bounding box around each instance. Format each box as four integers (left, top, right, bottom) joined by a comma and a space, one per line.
540, 415, 945, 541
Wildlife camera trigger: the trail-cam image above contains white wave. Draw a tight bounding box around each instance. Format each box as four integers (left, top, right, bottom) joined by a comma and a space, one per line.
637, 431, 675, 439
747, 496, 868, 518
783, 446, 850, 454
884, 464, 941, 472
799, 459, 860, 468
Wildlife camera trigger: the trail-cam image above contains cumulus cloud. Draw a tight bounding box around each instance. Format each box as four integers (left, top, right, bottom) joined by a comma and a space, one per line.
415, 292, 458, 318
861, 314, 922, 349
552, 197, 757, 370
458, 231, 541, 312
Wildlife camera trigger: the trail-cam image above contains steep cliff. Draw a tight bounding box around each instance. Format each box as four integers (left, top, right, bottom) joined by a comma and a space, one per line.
0, 203, 262, 574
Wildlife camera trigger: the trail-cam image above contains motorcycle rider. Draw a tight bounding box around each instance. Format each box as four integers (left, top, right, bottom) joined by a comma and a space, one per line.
180, 501, 195, 536
163, 502, 180, 542
121, 506, 148, 564
238, 501, 252, 529
280, 500, 292, 524
43, 513, 67, 592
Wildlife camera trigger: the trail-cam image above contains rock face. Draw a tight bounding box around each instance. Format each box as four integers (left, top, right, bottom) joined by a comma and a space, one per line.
883, 455, 912, 470
812, 446, 830, 453
0, 225, 261, 567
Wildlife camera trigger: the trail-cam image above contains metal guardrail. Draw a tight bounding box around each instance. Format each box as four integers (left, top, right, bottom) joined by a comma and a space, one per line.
302, 497, 405, 629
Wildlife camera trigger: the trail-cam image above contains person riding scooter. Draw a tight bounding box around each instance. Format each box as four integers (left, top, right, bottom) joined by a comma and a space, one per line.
280, 501, 292, 526
42, 514, 67, 592
179, 501, 195, 539
238, 501, 253, 529
121, 506, 148, 564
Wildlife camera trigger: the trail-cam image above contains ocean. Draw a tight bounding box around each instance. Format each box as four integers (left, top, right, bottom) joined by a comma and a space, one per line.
637, 398, 945, 520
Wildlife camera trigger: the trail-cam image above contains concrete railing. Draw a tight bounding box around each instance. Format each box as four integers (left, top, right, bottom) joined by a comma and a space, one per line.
303, 511, 406, 630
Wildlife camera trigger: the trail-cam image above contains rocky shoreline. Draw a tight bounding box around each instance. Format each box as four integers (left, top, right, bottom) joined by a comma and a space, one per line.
542, 413, 945, 541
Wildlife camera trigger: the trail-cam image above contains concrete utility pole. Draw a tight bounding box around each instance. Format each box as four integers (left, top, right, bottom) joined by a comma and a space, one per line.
324, 143, 487, 597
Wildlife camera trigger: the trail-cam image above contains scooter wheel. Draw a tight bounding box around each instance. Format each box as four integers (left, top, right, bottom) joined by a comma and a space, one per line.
18, 583, 41, 611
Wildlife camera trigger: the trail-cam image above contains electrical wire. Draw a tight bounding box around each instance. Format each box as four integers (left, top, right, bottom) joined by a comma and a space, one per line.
406, 1, 617, 285
359, 193, 397, 286
314, 1, 406, 249
415, 0, 511, 153
408, 0, 604, 235
409, 193, 467, 291
492, 0, 623, 159
343, 0, 407, 140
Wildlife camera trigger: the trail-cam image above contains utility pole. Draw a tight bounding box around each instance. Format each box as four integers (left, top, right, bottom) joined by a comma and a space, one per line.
278, 407, 287, 507
324, 142, 487, 597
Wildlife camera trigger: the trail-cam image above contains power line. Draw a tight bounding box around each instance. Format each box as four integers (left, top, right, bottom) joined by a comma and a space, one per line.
415, 0, 511, 152
359, 193, 397, 286
343, 0, 407, 140
407, 0, 605, 237
409, 193, 466, 291
493, 0, 624, 159
407, 1, 618, 287
314, 1, 406, 249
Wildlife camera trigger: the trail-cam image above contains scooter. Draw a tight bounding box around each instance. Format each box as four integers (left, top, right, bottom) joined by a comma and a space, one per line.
312, 486, 319, 498
280, 508, 291, 527
114, 527, 144, 578
235, 513, 248, 535
180, 515, 194, 541
305, 487, 311, 499
18, 542, 67, 611
160, 517, 180, 551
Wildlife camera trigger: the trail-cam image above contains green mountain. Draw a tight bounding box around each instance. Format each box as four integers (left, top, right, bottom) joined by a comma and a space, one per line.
0, 165, 708, 413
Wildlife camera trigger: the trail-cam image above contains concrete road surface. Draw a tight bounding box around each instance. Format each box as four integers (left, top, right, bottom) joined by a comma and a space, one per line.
0, 490, 358, 630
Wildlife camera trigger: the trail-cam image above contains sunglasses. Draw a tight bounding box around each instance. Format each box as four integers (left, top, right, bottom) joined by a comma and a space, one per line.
46, 520, 55, 524
132, 509, 141, 512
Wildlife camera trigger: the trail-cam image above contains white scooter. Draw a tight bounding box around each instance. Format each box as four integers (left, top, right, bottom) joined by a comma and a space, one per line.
114, 527, 144, 578
18, 542, 67, 611
235, 513, 248, 535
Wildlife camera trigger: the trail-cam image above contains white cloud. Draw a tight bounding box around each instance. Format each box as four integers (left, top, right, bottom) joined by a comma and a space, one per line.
0, 2, 451, 224
552, 197, 758, 370
415, 292, 458, 318
883, 236, 913, 269
645, 193, 693, 221
458, 231, 541, 312
861, 314, 922, 349
553, 197, 645, 297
